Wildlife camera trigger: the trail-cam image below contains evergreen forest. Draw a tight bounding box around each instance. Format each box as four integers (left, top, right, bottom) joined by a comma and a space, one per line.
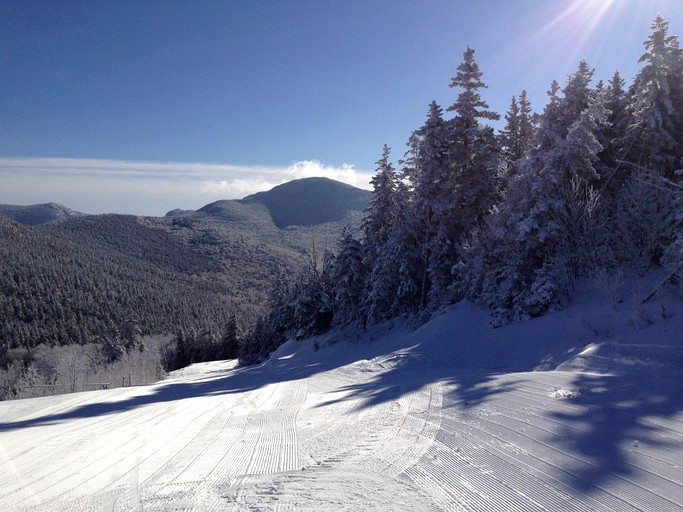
237, 16, 683, 364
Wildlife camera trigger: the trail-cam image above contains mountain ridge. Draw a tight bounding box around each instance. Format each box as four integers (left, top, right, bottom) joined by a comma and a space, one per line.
166, 177, 371, 229
1, 177, 371, 228
0, 202, 85, 225
240, 177, 371, 228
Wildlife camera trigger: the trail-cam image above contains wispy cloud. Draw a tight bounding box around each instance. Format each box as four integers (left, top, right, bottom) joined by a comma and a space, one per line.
0, 157, 373, 216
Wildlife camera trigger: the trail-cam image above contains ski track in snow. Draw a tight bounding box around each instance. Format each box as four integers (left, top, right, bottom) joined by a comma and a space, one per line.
1, 335, 682, 511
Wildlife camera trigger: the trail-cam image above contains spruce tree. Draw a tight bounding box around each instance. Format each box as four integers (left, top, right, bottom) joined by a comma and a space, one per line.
471, 87, 609, 323
559, 60, 595, 135
500, 90, 535, 175
518, 90, 535, 155
625, 15, 683, 178
363, 144, 398, 250
330, 228, 366, 326
536, 80, 563, 152
220, 316, 240, 359
500, 95, 521, 164
365, 180, 415, 321
598, 71, 630, 191
429, 46, 500, 307
362, 145, 403, 323
403, 101, 451, 309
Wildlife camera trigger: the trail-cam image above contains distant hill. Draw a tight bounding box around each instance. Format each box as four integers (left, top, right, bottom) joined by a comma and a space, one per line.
0, 177, 370, 360
0, 193, 363, 356
195, 200, 273, 226
165, 208, 195, 217
167, 177, 372, 229
0, 202, 85, 225
240, 177, 371, 228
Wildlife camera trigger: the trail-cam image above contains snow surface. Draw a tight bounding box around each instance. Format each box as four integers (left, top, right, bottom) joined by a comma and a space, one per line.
1, 277, 682, 511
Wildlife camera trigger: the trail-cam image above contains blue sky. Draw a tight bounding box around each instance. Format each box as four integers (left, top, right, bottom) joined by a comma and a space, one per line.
1, 0, 682, 215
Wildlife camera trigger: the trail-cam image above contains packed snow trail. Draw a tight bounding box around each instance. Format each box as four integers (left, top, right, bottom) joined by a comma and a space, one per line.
1, 290, 683, 511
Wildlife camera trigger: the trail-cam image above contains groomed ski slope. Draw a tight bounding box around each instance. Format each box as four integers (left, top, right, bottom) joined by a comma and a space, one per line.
1, 278, 682, 511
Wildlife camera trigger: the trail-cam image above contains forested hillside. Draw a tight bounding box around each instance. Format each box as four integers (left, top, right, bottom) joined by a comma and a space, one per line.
0, 215, 232, 348
0, 179, 369, 399
238, 15, 683, 364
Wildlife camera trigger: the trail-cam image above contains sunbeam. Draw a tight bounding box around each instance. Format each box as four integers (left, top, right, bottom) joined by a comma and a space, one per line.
526, 0, 626, 69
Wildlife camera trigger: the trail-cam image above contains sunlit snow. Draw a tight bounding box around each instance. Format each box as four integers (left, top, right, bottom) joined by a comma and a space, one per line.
0, 276, 681, 511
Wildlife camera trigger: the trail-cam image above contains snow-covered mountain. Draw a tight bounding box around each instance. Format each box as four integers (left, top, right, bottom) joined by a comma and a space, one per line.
1, 272, 680, 511
167, 177, 372, 228
0, 202, 85, 225
241, 177, 371, 228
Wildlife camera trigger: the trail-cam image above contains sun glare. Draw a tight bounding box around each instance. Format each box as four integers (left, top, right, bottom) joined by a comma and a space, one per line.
531, 0, 625, 66
493, 0, 674, 91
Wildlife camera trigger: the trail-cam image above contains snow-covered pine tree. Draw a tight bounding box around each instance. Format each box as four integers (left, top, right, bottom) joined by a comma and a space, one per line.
219, 315, 240, 360
558, 60, 595, 136
237, 267, 292, 364
445, 46, 502, 229
367, 179, 420, 321
289, 243, 335, 337
597, 71, 630, 193
330, 227, 366, 327
531, 61, 596, 157
536, 80, 563, 152
470, 86, 608, 324
613, 15, 683, 268
362, 145, 402, 323
363, 144, 398, 252
500, 95, 521, 163
500, 90, 535, 176
402, 101, 451, 309
624, 15, 683, 179
518, 90, 535, 155
586, 71, 635, 267
428, 46, 501, 307
554, 92, 610, 275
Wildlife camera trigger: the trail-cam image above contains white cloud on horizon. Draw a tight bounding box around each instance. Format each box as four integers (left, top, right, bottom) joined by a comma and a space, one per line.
0, 157, 373, 216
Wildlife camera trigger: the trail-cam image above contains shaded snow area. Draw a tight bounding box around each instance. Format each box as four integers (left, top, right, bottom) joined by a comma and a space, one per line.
1, 277, 682, 511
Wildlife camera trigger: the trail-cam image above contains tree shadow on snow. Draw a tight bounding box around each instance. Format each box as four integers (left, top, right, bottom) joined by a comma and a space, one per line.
547, 369, 683, 495
2, 332, 681, 506
0, 336, 514, 433
0, 337, 439, 432
314, 353, 519, 414
309, 341, 683, 502
0, 364, 276, 432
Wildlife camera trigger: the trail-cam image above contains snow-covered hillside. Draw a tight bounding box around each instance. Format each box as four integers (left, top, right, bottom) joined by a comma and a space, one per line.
1, 276, 682, 511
